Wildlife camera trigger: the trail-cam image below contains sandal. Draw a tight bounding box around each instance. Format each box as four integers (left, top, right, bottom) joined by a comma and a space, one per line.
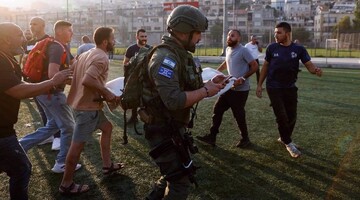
59, 182, 89, 195
102, 162, 125, 175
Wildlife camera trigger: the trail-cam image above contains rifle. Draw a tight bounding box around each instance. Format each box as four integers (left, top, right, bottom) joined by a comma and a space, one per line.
164, 120, 199, 187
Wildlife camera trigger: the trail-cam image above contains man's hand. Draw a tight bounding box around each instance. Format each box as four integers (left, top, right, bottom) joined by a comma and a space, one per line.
315, 67, 322, 77
50, 69, 73, 85
256, 85, 263, 98
203, 78, 226, 97
233, 77, 246, 86
210, 74, 229, 84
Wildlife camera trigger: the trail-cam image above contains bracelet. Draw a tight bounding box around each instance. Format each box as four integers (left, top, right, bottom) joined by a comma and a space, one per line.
203, 86, 209, 97
240, 77, 246, 81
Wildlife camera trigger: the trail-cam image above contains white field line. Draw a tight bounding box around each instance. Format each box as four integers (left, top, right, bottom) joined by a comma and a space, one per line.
321, 70, 360, 74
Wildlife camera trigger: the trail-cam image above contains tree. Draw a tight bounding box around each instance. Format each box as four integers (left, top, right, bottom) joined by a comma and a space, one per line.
210, 19, 223, 46
292, 27, 311, 43
353, 1, 360, 30
333, 16, 351, 34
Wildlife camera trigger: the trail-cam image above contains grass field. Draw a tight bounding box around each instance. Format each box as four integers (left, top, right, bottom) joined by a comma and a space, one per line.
1, 61, 359, 199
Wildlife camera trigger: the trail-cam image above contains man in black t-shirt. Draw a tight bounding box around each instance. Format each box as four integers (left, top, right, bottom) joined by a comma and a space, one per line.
0, 22, 71, 200
123, 28, 151, 123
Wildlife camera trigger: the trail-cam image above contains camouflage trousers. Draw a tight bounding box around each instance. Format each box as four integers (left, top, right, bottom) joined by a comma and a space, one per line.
144, 124, 191, 200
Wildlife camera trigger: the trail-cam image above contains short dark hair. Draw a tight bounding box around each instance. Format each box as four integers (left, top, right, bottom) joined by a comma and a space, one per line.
230, 29, 241, 36
276, 22, 291, 33
81, 35, 91, 43
93, 27, 114, 46
136, 28, 146, 36
54, 20, 72, 31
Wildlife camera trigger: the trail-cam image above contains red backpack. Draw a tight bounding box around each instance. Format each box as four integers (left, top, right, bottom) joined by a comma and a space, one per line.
23, 37, 67, 82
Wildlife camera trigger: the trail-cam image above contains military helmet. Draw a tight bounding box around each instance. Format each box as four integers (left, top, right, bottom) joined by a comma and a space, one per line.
167, 5, 208, 33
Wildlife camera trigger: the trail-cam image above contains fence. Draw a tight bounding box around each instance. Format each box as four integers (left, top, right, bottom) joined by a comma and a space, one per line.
10, 6, 360, 58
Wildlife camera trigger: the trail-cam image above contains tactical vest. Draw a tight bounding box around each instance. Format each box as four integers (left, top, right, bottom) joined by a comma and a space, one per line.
142, 39, 203, 124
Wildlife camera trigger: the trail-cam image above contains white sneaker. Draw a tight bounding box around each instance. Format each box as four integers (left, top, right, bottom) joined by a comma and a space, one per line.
38, 136, 54, 145
286, 142, 302, 158
51, 137, 61, 151
277, 138, 300, 149
51, 161, 82, 173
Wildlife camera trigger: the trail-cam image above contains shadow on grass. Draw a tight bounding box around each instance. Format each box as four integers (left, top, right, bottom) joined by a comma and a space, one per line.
301, 95, 360, 114
193, 143, 299, 199
193, 141, 360, 199
23, 99, 43, 130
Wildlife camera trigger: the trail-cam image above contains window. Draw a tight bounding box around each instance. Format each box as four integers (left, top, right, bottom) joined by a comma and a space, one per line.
151, 18, 159, 22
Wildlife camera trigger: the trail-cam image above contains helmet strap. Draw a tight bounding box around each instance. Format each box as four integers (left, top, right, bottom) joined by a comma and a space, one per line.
186, 31, 194, 47
169, 29, 196, 52
184, 31, 196, 53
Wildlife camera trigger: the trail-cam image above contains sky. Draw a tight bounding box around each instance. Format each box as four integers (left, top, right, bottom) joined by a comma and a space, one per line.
0, 0, 32, 9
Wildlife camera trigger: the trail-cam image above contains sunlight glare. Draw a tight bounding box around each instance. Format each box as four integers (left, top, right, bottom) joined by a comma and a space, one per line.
0, 0, 32, 9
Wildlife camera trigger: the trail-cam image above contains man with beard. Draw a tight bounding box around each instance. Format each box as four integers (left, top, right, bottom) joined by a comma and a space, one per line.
197, 29, 258, 148
59, 27, 124, 195
123, 28, 151, 124
142, 5, 226, 199
0, 22, 71, 200
256, 22, 322, 158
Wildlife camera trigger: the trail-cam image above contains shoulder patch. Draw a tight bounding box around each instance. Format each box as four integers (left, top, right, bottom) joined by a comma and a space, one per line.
158, 66, 174, 79
162, 57, 176, 69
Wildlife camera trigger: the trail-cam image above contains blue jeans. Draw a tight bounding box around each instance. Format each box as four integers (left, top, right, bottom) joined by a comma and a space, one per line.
0, 135, 32, 200
266, 87, 298, 144
19, 92, 75, 164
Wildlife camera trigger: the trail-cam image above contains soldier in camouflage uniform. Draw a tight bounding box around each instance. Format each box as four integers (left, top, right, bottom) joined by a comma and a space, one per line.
141, 5, 227, 200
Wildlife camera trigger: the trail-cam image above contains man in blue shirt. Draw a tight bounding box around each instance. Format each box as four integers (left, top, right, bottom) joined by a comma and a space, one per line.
76, 35, 95, 56
256, 22, 322, 158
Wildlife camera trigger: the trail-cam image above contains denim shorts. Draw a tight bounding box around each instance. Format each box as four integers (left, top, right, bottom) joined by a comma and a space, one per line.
73, 110, 108, 142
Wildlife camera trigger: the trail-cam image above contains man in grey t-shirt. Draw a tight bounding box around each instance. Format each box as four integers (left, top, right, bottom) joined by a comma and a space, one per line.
197, 29, 258, 148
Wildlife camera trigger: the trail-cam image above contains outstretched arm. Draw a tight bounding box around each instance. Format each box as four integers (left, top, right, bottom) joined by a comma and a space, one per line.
304, 61, 322, 77
5, 69, 72, 99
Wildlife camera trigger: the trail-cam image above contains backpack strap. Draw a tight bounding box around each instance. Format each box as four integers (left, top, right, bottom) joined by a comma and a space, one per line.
52, 40, 68, 67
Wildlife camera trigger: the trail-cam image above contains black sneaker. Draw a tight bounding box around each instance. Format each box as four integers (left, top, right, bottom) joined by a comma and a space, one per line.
196, 134, 216, 147
236, 139, 251, 148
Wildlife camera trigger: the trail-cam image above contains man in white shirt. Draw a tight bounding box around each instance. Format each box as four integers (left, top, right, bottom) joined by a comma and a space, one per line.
245, 35, 262, 84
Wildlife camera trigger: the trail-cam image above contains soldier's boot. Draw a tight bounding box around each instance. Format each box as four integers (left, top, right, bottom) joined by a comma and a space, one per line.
196, 133, 216, 147
145, 184, 165, 200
